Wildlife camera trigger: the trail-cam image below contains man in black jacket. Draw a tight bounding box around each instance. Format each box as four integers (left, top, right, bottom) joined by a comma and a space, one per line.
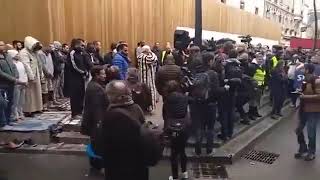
81, 65, 109, 171
65, 39, 92, 118
190, 53, 229, 155
155, 55, 183, 128
97, 80, 148, 180
218, 49, 242, 140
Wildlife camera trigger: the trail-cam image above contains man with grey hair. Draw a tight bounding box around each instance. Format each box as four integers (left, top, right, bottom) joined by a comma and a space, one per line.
97, 80, 148, 180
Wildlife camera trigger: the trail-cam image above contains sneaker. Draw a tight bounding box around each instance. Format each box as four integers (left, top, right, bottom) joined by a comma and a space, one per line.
271, 115, 279, 120
195, 147, 202, 156
181, 171, 189, 179
217, 134, 227, 141
294, 152, 308, 159
240, 120, 250, 125
168, 176, 177, 180
248, 115, 257, 120
206, 148, 214, 155
304, 153, 316, 161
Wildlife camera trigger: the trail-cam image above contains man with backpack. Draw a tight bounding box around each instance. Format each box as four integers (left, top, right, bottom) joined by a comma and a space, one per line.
189, 53, 229, 155
218, 49, 242, 141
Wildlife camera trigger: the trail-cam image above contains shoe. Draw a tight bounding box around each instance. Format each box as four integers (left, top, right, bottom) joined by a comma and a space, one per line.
304, 153, 316, 161
168, 176, 177, 180
240, 120, 250, 125
195, 147, 202, 156
294, 152, 308, 159
7, 122, 19, 126
217, 134, 227, 141
206, 149, 215, 156
248, 115, 257, 120
276, 113, 283, 117
181, 171, 189, 179
72, 115, 82, 119
24, 113, 35, 118
271, 115, 279, 120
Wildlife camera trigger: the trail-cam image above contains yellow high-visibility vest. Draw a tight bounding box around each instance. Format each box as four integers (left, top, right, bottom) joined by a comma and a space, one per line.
161, 51, 167, 64
271, 56, 278, 69
254, 67, 266, 86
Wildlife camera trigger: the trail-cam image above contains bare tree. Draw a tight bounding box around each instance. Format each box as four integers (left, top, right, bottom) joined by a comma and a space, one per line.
313, 0, 318, 50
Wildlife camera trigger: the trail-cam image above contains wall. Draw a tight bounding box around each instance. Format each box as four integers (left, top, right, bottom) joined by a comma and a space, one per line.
0, 0, 281, 55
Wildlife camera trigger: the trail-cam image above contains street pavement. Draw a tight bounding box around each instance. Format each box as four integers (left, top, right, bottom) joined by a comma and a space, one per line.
228, 110, 320, 180
0, 153, 171, 180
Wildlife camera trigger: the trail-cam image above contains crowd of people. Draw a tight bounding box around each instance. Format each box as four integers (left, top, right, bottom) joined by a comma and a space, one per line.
1, 36, 320, 180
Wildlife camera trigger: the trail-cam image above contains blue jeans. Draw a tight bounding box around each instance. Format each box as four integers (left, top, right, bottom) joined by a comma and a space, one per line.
190, 102, 216, 153
296, 112, 320, 154
0, 87, 14, 125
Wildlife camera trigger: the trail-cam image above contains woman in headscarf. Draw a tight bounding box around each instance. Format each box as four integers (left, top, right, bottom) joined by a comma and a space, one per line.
137, 45, 158, 111
126, 68, 152, 113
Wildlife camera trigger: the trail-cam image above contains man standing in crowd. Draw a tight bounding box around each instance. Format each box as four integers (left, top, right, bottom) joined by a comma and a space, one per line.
93, 41, 103, 64
295, 63, 320, 161
112, 43, 129, 80
87, 42, 102, 65
9, 50, 28, 121
191, 52, 229, 155
248, 52, 266, 120
81, 65, 109, 172
12, 40, 23, 52
104, 43, 117, 65
98, 80, 148, 180
152, 42, 162, 64
19, 36, 43, 117
219, 49, 242, 141
65, 39, 92, 119
0, 41, 26, 126
270, 61, 287, 119
155, 55, 183, 127
51, 41, 66, 100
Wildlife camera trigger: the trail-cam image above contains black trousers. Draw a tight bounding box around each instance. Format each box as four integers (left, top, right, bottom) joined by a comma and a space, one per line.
170, 131, 188, 179
70, 79, 85, 117
271, 93, 285, 115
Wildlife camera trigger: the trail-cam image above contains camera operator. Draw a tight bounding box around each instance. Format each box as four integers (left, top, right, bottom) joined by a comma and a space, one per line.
189, 52, 229, 155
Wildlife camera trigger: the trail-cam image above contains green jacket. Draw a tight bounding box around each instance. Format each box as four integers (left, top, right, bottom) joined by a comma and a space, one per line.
0, 53, 17, 88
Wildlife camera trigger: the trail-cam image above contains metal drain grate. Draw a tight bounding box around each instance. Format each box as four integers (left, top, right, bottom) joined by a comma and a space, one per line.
191, 162, 228, 179
242, 150, 280, 164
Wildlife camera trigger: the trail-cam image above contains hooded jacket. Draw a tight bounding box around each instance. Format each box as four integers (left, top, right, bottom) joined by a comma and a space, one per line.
19, 36, 42, 81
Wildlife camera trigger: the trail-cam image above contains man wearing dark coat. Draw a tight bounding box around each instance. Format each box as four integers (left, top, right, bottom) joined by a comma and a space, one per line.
65, 39, 92, 118
81, 65, 109, 171
97, 80, 148, 180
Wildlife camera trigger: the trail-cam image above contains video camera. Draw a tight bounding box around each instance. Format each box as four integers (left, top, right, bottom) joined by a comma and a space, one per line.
239, 35, 253, 45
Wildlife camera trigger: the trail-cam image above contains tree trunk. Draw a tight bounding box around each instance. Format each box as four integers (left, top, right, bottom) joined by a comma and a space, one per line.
313, 0, 318, 50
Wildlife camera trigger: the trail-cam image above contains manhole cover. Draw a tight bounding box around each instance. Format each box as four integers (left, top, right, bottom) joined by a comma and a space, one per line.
242, 150, 280, 164
191, 162, 228, 179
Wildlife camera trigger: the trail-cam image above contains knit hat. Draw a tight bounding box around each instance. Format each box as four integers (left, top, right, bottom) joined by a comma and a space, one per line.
7, 49, 19, 61
106, 80, 134, 107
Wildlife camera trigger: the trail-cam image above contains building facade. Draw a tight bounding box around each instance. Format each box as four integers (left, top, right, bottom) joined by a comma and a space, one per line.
220, 0, 265, 17
219, 0, 319, 44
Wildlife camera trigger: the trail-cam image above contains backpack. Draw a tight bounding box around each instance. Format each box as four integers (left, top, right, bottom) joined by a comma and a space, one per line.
226, 63, 242, 79
190, 72, 210, 101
